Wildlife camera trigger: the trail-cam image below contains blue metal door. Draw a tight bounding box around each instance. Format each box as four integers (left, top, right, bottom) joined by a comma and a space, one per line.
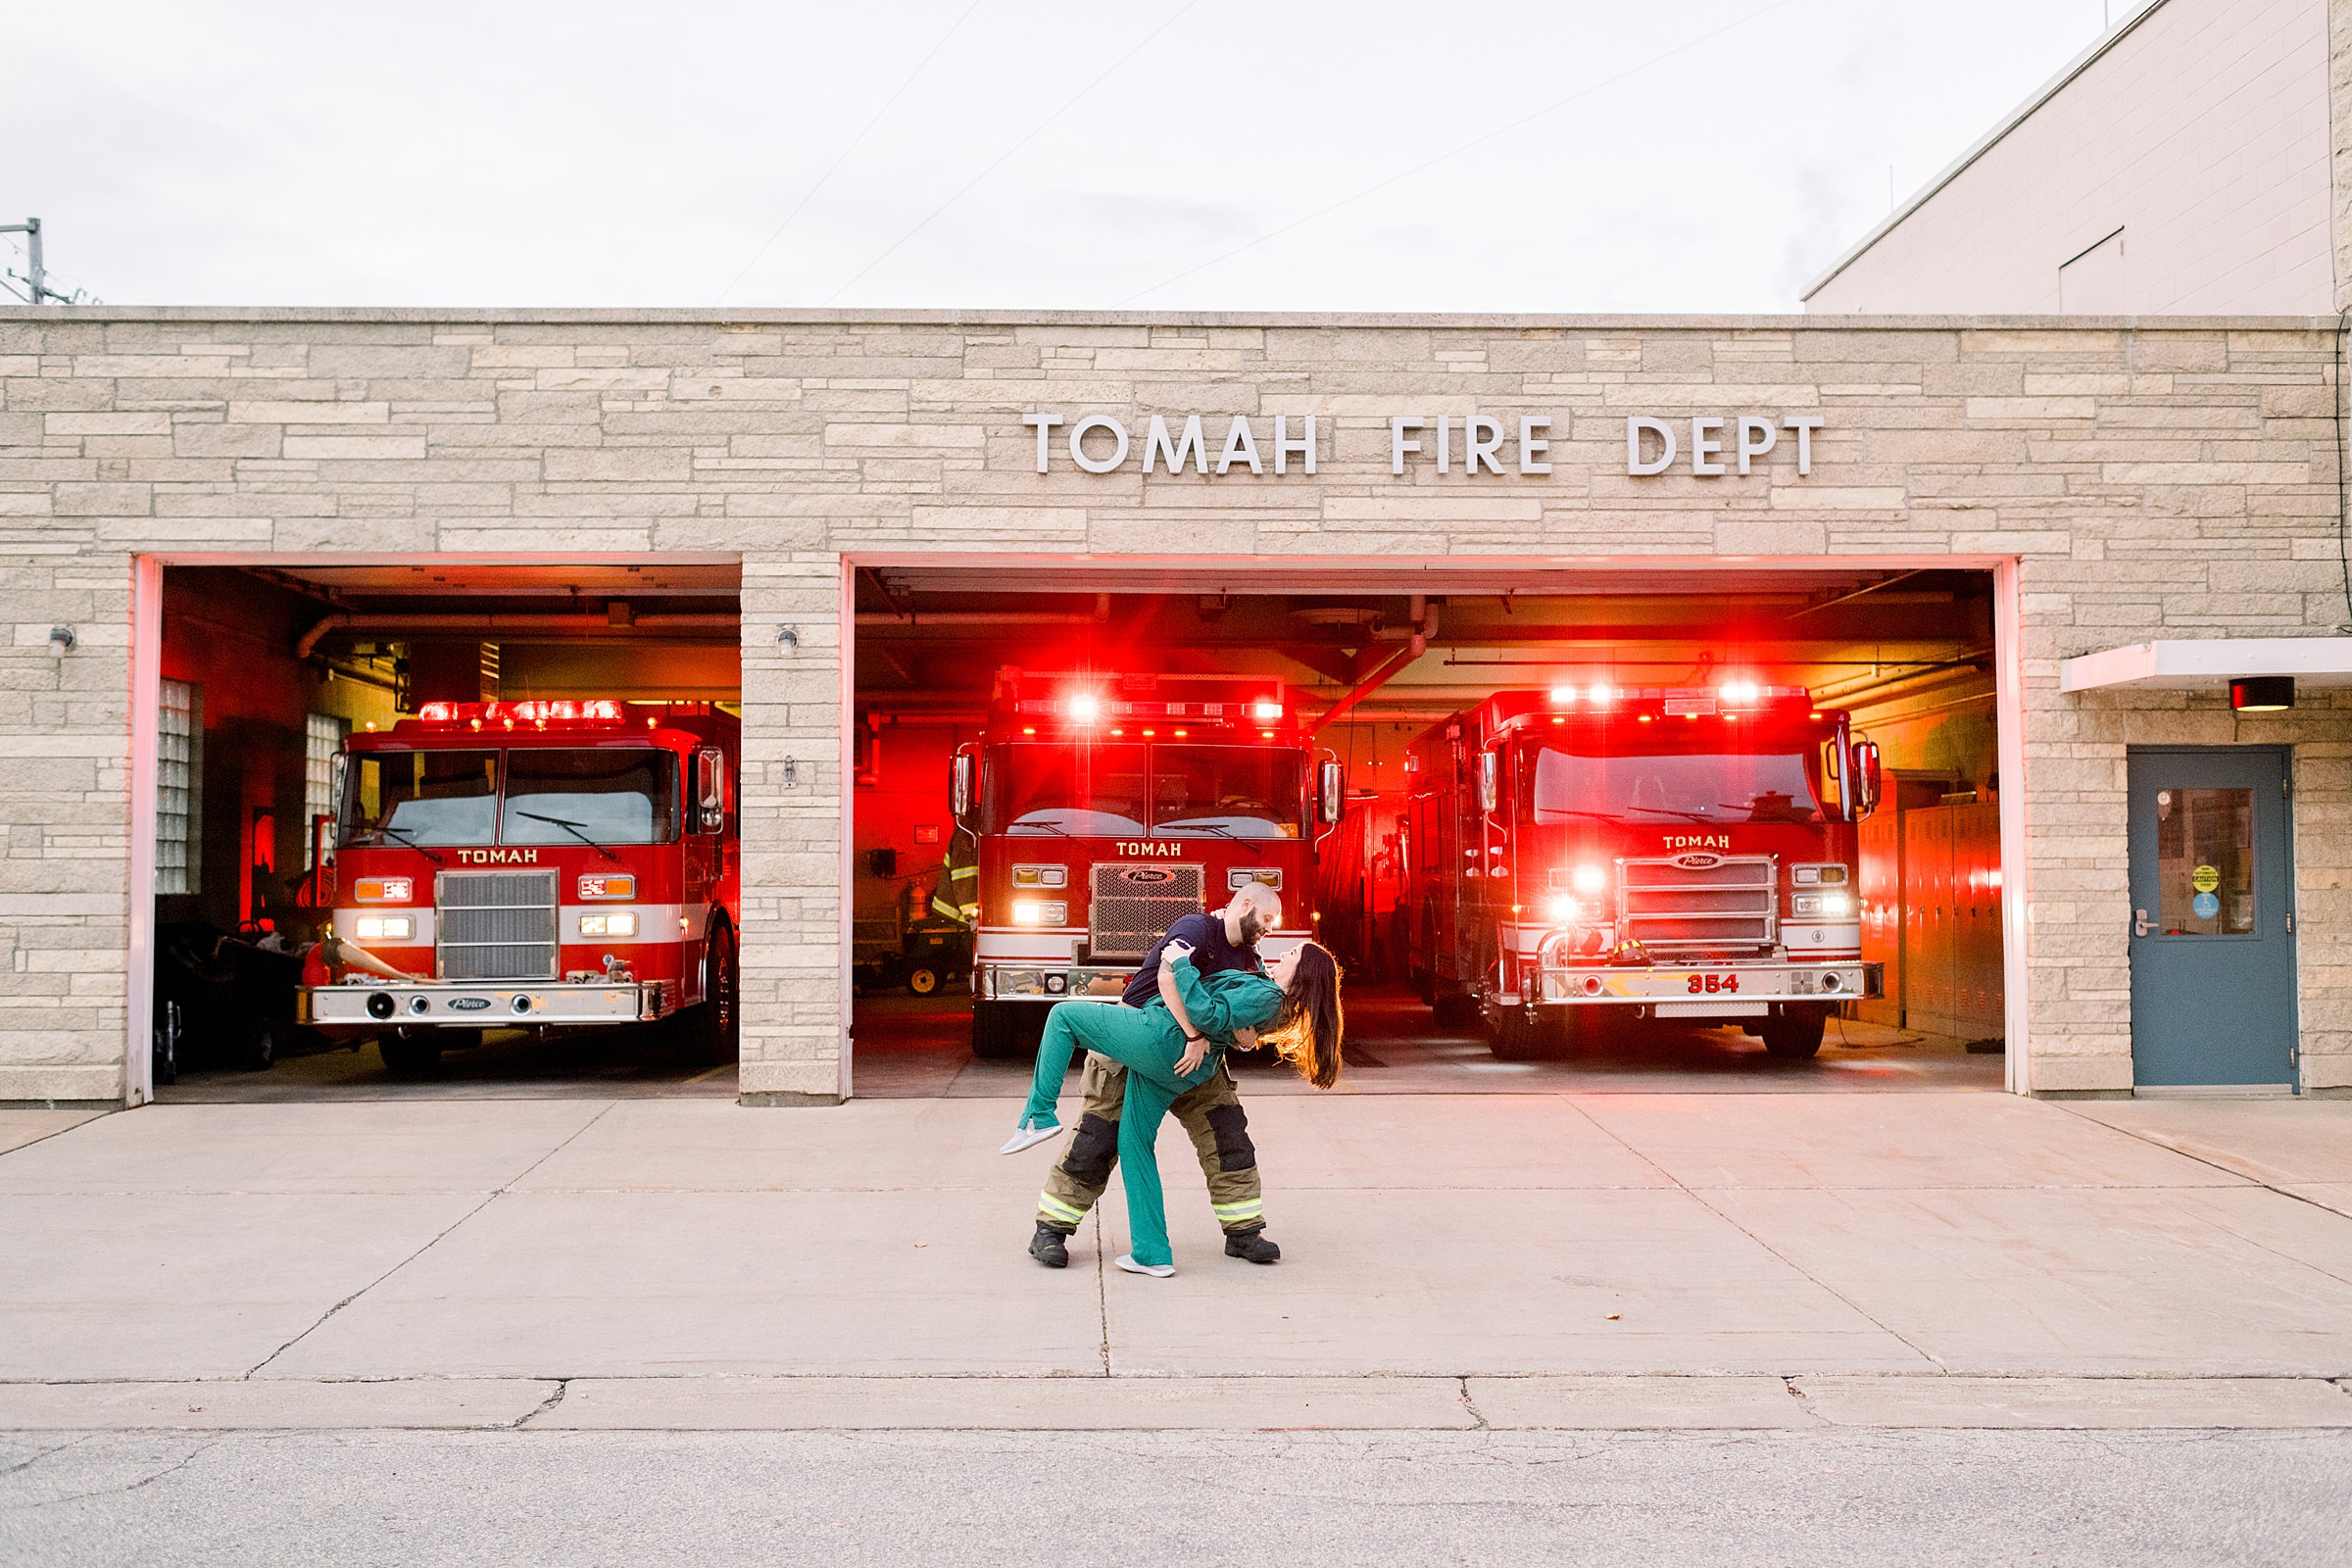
2126, 747, 2297, 1087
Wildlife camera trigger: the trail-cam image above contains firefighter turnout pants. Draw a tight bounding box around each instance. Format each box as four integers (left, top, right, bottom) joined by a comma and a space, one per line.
1037, 1053, 1266, 1243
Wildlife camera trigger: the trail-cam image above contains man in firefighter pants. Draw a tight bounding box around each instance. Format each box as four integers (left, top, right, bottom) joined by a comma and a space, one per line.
1029, 882, 1283, 1267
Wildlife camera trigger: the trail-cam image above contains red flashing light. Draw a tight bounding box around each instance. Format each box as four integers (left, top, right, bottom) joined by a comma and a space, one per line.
1251, 700, 1283, 721
416, 700, 628, 728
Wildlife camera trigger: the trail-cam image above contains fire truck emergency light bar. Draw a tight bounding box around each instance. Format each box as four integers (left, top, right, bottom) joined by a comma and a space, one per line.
1543, 683, 1811, 708
1016, 698, 1285, 721
414, 700, 630, 727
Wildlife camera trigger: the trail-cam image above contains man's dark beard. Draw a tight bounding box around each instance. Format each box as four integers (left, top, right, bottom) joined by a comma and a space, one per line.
1237, 911, 1263, 945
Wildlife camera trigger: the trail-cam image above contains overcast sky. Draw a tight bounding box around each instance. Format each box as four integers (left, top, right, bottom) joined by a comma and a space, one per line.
8, 0, 2123, 313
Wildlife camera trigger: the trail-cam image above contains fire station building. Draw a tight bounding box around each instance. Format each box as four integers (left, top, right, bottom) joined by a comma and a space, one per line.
2, 304, 2348, 1107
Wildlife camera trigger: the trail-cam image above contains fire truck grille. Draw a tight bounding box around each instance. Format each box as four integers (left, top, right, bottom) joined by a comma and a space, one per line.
1089, 862, 1204, 962
437, 870, 561, 981
1618, 856, 1777, 955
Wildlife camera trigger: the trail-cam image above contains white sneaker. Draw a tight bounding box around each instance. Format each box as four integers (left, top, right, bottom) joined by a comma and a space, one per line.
1114, 1254, 1176, 1278
998, 1122, 1064, 1155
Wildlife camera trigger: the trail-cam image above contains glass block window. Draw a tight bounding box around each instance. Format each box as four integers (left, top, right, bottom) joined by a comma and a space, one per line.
157, 679, 202, 896
304, 713, 348, 866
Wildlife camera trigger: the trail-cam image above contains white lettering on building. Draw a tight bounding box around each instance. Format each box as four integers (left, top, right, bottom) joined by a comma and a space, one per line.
1019, 413, 1821, 477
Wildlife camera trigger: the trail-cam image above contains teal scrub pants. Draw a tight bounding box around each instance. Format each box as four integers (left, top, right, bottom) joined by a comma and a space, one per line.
1021, 1001, 1217, 1269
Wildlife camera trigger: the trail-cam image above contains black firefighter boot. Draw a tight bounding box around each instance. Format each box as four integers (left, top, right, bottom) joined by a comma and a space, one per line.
1224, 1228, 1281, 1264
1029, 1221, 1072, 1268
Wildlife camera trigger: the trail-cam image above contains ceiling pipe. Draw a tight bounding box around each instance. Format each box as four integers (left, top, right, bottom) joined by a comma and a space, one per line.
1307, 642, 1427, 738
857, 593, 1110, 630
297, 612, 737, 659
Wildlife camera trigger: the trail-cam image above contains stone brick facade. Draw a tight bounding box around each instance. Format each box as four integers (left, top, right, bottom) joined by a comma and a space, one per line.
2, 309, 2345, 1102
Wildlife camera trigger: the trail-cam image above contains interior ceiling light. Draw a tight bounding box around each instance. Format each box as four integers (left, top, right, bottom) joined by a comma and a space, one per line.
2230, 676, 2294, 712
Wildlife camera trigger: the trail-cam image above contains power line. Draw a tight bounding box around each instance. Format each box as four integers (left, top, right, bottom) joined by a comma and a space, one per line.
1118, 0, 1805, 306
821, 0, 1200, 307
714, 0, 988, 305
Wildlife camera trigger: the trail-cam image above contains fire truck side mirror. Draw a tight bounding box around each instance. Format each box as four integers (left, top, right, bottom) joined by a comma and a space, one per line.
695, 748, 727, 832
1477, 751, 1500, 815
1317, 760, 1344, 826
951, 752, 975, 818
1850, 739, 1883, 818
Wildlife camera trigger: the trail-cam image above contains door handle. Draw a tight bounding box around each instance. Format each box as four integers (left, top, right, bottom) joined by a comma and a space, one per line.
2133, 908, 2151, 937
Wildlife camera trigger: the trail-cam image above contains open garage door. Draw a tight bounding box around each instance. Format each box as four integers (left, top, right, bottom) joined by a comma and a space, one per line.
847, 559, 2011, 1098
141, 559, 742, 1101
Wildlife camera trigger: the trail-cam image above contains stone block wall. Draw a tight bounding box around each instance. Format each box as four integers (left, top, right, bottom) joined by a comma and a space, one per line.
0, 309, 2344, 1101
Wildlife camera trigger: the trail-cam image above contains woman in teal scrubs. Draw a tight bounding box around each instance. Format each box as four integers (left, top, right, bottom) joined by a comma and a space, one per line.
1003, 939, 1344, 1276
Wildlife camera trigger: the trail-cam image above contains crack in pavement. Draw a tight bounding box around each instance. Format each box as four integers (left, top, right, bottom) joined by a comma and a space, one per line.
241, 1102, 619, 1379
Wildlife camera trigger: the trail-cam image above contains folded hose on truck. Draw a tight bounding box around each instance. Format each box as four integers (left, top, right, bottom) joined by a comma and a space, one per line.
323, 933, 422, 984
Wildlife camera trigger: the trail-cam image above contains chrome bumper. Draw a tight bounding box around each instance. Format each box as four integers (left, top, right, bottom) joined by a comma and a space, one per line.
977, 963, 1131, 1002
1537, 960, 1882, 1005
301, 980, 655, 1027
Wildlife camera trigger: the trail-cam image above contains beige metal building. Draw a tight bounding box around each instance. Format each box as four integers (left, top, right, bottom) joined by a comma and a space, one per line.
1806, 0, 2341, 315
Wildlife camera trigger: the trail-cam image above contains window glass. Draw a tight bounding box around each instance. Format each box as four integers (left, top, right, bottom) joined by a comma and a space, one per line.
1152, 747, 1303, 839
986, 744, 1149, 837
2155, 787, 2255, 936
304, 714, 347, 867
339, 750, 499, 847
157, 679, 202, 894
1527, 745, 1821, 826
501, 748, 678, 846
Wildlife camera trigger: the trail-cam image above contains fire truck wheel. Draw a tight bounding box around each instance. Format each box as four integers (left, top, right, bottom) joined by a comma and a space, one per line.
1759, 1009, 1828, 1058
1485, 1007, 1552, 1061
1431, 988, 1482, 1028
238, 1018, 277, 1073
378, 1034, 445, 1076
681, 920, 740, 1064
907, 967, 939, 996
971, 1000, 1030, 1059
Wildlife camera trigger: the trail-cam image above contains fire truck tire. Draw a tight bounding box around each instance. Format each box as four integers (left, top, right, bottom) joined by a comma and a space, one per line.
1431, 987, 1482, 1028
680, 919, 741, 1064
971, 1001, 1029, 1059
1759, 1009, 1828, 1058
907, 967, 939, 996
377, 1034, 445, 1076
1485, 1007, 1550, 1061
237, 1018, 277, 1073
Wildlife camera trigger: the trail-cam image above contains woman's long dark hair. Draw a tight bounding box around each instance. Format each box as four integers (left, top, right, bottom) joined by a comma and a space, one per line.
1266, 942, 1344, 1089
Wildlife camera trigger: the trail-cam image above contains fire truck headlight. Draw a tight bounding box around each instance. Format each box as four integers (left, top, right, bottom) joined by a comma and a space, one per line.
1570, 864, 1607, 897
1818, 893, 1852, 918
355, 916, 412, 941
1011, 900, 1068, 926
1545, 896, 1576, 922
579, 912, 638, 937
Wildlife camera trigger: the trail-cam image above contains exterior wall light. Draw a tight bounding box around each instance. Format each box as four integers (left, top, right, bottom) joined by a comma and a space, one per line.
49, 625, 74, 656
2230, 676, 2293, 712
777, 626, 800, 652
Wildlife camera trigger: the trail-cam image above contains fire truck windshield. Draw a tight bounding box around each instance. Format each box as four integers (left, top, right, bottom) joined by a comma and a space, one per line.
340, 750, 500, 847
985, 743, 1304, 839
1527, 742, 1823, 827
501, 748, 678, 846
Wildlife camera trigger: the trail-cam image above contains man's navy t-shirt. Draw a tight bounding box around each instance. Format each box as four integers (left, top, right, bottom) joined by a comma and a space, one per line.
1120, 911, 1263, 1007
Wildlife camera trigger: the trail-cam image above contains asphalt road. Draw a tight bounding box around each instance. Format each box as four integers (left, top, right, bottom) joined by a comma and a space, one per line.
4, 1427, 2345, 1567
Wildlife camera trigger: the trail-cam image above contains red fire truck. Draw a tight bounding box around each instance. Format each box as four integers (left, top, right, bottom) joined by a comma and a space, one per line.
1403, 683, 1882, 1059
297, 700, 740, 1074
950, 672, 1344, 1057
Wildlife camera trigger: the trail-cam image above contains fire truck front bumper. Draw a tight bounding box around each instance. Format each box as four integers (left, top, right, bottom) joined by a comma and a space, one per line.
300, 980, 660, 1028
978, 964, 1132, 1002
1537, 961, 1883, 1006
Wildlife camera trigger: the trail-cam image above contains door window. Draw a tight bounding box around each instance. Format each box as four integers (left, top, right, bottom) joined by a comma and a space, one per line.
2154, 787, 2254, 936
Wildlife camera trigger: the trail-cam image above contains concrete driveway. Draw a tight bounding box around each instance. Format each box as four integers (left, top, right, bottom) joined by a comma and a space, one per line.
3, 1090, 2350, 1432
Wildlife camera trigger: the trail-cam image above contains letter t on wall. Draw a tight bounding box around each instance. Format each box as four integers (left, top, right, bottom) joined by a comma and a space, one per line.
1781, 415, 1824, 475
1023, 414, 1063, 473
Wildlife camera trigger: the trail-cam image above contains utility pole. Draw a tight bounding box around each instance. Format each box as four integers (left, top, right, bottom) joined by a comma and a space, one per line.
1, 219, 59, 304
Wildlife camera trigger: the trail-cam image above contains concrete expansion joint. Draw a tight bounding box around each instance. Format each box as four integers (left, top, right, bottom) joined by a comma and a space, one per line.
1455, 1376, 1489, 1431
